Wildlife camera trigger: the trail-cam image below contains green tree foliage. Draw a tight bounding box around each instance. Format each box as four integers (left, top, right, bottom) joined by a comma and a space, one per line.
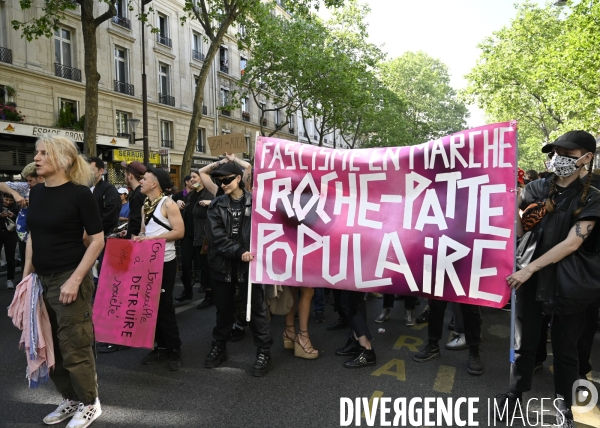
13, 0, 117, 156
464, 1, 600, 170
378, 52, 469, 147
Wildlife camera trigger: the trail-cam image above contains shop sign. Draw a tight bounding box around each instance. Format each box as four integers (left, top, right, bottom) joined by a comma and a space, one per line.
113, 149, 160, 164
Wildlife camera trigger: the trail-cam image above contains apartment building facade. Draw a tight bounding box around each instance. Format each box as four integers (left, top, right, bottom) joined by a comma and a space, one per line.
0, 0, 296, 187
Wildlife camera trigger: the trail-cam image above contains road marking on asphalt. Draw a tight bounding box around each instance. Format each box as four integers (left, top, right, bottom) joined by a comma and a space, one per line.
362, 391, 384, 419
393, 335, 424, 352
412, 323, 428, 330
433, 365, 456, 394
573, 404, 600, 428
371, 359, 406, 381
175, 300, 204, 314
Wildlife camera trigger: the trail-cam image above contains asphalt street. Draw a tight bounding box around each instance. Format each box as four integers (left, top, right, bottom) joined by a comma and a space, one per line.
1, 274, 599, 428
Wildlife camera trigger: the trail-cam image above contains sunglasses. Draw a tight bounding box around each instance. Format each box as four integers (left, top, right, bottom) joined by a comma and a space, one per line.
215, 175, 237, 186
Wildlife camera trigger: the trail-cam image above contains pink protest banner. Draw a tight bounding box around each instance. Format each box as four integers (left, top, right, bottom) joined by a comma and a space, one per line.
93, 239, 165, 348
250, 122, 517, 308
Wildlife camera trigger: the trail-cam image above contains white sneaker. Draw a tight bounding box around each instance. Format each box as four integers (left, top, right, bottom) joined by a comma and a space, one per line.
43, 399, 80, 425
445, 333, 468, 350
404, 310, 415, 327
6, 280, 14, 289
66, 398, 102, 428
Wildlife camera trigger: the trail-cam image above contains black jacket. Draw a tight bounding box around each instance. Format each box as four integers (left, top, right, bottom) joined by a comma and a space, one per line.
92, 179, 120, 236
190, 187, 214, 246
520, 176, 600, 314
126, 185, 145, 239
207, 191, 252, 282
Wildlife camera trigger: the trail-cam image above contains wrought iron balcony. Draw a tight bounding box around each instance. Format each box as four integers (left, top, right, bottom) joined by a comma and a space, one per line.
202, 105, 207, 115
114, 80, 134, 96
313, 135, 318, 140
242, 112, 250, 122
161, 139, 173, 148
117, 132, 130, 139
220, 109, 231, 117
220, 64, 229, 74
196, 143, 205, 152
0, 47, 12, 64
159, 93, 175, 106
157, 34, 172, 48
192, 50, 205, 61
55, 63, 82, 82
112, 15, 131, 29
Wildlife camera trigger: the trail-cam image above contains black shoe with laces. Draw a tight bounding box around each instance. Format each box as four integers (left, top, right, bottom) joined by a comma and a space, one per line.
197, 296, 215, 309
416, 306, 430, 324
343, 348, 376, 368
231, 324, 245, 342
467, 353, 484, 375
252, 349, 271, 377
335, 338, 362, 356
174, 291, 193, 303
494, 392, 520, 422
204, 343, 228, 368
168, 349, 182, 371
414, 341, 440, 362
141, 348, 169, 365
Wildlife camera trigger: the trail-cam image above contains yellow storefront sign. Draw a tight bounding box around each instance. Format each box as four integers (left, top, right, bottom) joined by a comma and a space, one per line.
113, 149, 160, 164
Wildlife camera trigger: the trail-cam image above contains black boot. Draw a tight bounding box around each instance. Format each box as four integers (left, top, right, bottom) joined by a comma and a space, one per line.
204, 342, 228, 368
174, 290, 193, 303
343, 348, 376, 368
467, 346, 483, 375
335, 338, 362, 356
413, 340, 440, 362
252, 349, 271, 377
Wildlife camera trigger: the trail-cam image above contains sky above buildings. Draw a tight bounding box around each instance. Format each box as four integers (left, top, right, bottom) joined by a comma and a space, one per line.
325, 0, 549, 127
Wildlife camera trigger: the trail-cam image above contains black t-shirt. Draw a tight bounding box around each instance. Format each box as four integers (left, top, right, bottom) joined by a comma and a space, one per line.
183, 190, 202, 237
126, 184, 146, 239
27, 182, 103, 275
229, 197, 243, 240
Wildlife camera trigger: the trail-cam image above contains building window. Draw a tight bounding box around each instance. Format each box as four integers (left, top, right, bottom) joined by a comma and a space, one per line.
114, 46, 134, 95
275, 109, 280, 127
288, 114, 295, 132
192, 32, 204, 61
196, 128, 205, 152
241, 97, 250, 121
112, 0, 130, 28
238, 24, 246, 38
220, 88, 230, 116
158, 63, 174, 106
157, 13, 171, 47
57, 98, 79, 129
115, 111, 129, 138
160, 120, 173, 148
219, 46, 228, 73
54, 28, 72, 67
240, 56, 247, 76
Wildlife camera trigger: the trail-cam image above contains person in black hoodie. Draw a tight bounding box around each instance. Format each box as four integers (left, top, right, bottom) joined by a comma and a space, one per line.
88, 157, 120, 237
497, 131, 600, 428
203, 162, 273, 377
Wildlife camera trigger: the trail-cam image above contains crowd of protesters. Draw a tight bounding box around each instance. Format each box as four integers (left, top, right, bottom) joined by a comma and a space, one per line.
3, 130, 600, 428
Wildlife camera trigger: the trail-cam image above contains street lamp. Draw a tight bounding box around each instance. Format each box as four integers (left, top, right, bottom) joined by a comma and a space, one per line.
128, 118, 144, 147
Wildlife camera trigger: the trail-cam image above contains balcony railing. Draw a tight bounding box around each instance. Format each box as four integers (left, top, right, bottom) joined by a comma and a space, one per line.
112, 15, 131, 29
114, 80, 135, 96
0, 47, 12, 64
242, 112, 250, 122
196, 143, 205, 152
192, 50, 205, 61
220, 110, 231, 117
220, 64, 229, 74
55, 63, 82, 82
159, 93, 175, 106
161, 139, 173, 148
117, 132, 130, 139
202, 105, 207, 115
157, 34, 172, 48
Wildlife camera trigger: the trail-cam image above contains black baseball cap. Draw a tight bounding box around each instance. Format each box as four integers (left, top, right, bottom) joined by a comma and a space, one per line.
542, 130, 597, 154
145, 165, 172, 192
211, 162, 244, 177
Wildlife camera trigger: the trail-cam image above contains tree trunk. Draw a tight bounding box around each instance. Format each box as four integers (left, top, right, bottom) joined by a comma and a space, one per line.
80, 0, 100, 156
181, 19, 235, 183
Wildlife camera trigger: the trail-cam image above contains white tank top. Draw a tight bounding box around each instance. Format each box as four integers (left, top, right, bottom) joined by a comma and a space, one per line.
144, 197, 176, 262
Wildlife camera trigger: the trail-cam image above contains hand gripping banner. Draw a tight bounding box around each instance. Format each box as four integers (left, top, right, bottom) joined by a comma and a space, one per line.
250, 122, 517, 308
93, 239, 165, 348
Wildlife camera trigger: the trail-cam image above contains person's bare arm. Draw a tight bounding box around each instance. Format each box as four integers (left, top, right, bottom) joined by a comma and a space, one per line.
507, 219, 596, 289
133, 199, 184, 242
23, 234, 34, 277
199, 159, 228, 196
60, 231, 104, 305
0, 183, 25, 207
